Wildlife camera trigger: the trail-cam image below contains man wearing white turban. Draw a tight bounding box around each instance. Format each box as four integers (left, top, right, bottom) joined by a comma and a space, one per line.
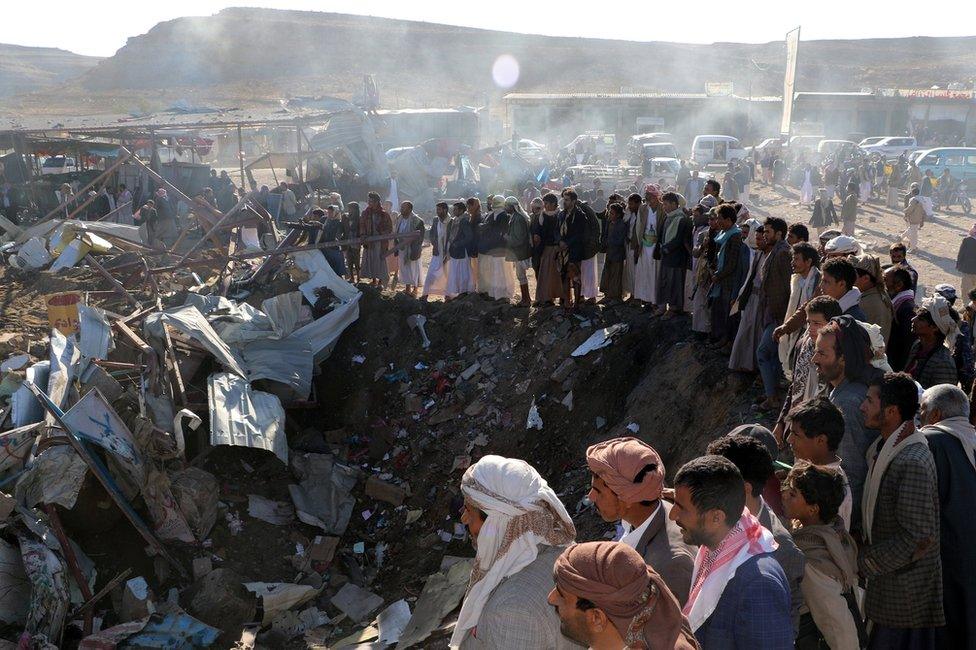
454, 455, 579, 649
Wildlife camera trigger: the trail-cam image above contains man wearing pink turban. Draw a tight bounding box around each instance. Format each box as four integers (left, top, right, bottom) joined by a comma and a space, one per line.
549, 541, 699, 649
586, 437, 696, 603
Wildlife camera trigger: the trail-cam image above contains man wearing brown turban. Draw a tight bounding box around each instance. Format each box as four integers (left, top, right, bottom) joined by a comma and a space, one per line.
549, 541, 699, 650
586, 437, 696, 603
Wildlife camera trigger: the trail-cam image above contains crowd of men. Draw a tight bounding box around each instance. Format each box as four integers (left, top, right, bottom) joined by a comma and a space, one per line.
40, 151, 976, 648
297, 175, 976, 649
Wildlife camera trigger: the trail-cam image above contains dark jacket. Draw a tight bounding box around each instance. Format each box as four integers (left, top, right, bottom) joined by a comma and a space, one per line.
604, 218, 628, 263
712, 231, 745, 298
924, 423, 976, 649
395, 213, 425, 261
888, 298, 917, 372
841, 193, 858, 222
447, 217, 475, 260
659, 209, 692, 269
956, 236, 976, 275
694, 553, 793, 649
558, 205, 588, 264
759, 502, 806, 636
530, 212, 559, 270
632, 502, 696, 605
478, 210, 509, 256
505, 210, 532, 261
466, 213, 481, 258
859, 439, 944, 628
429, 216, 450, 257
906, 341, 959, 389
760, 238, 794, 326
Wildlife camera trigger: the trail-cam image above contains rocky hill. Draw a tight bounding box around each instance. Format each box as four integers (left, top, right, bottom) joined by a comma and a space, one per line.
0, 43, 102, 98
3, 9, 975, 114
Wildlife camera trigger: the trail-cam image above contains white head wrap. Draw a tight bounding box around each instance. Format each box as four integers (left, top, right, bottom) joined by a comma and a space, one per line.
824, 235, 861, 255
857, 320, 893, 372
921, 294, 960, 349
452, 455, 575, 647
743, 218, 762, 249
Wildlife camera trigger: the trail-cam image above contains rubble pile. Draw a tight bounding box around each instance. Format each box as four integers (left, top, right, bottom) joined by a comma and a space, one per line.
0, 195, 759, 648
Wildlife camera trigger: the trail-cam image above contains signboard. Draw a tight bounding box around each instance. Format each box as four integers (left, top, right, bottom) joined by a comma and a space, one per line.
705, 82, 734, 97
44, 292, 82, 335
780, 27, 801, 136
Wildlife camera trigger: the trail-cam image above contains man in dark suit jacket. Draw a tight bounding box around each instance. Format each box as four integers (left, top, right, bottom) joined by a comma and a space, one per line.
585, 437, 696, 603
708, 434, 806, 638
657, 192, 693, 317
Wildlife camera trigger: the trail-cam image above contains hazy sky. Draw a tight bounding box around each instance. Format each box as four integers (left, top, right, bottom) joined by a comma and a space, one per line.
7, 0, 976, 57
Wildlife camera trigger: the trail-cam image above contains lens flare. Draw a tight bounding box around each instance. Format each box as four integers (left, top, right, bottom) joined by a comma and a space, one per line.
492, 54, 520, 88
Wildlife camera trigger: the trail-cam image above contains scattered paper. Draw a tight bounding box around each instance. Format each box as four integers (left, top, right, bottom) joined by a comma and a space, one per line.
526, 400, 543, 430
571, 323, 629, 357
248, 495, 295, 526
331, 583, 384, 622
395, 558, 473, 649
244, 582, 319, 626
377, 600, 412, 645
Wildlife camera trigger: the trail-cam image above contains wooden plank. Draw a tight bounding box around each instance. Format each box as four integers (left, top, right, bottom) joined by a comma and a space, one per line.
85, 255, 140, 309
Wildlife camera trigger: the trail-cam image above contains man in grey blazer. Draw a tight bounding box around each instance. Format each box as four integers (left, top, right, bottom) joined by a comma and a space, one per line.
586, 437, 696, 604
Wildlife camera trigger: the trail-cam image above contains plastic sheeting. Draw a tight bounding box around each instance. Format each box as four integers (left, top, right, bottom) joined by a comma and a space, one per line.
261, 291, 304, 338
207, 373, 287, 464
238, 337, 314, 400
291, 250, 360, 304
292, 294, 362, 363
145, 305, 247, 377
11, 361, 49, 427
287, 452, 358, 535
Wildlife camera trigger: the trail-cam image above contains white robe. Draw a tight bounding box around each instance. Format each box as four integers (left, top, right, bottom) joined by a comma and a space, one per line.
580, 257, 599, 299
482, 254, 514, 300
423, 220, 450, 297
396, 217, 422, 286
447, 256, 473, 296
633, 213, 659, 303
801, 171, 814, 204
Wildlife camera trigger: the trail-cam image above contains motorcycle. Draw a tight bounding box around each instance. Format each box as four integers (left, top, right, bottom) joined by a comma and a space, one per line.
934, 180, 973, 215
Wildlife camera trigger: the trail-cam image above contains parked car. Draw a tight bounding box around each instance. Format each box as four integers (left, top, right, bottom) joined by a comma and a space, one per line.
860, 136, 917, 159
858, 136, 886, 147
628, 132, 676, 163
40, 156, 78, 175
641, 142, 680, 162
915, 147, 976, 183
691, 135, 745, 167
515, 138, 549, 165
817, 140, 861, 159
744, 138, 784, 157
641, 157, 681, 186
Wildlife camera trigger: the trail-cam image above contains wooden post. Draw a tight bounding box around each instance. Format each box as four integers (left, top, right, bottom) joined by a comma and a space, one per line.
85, 254, 140, 309
296, 121, 304, 185
230, 231, 419, 261
174, 193, 249, 264
45, 504, 94, 636
238, 124, 246, 189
